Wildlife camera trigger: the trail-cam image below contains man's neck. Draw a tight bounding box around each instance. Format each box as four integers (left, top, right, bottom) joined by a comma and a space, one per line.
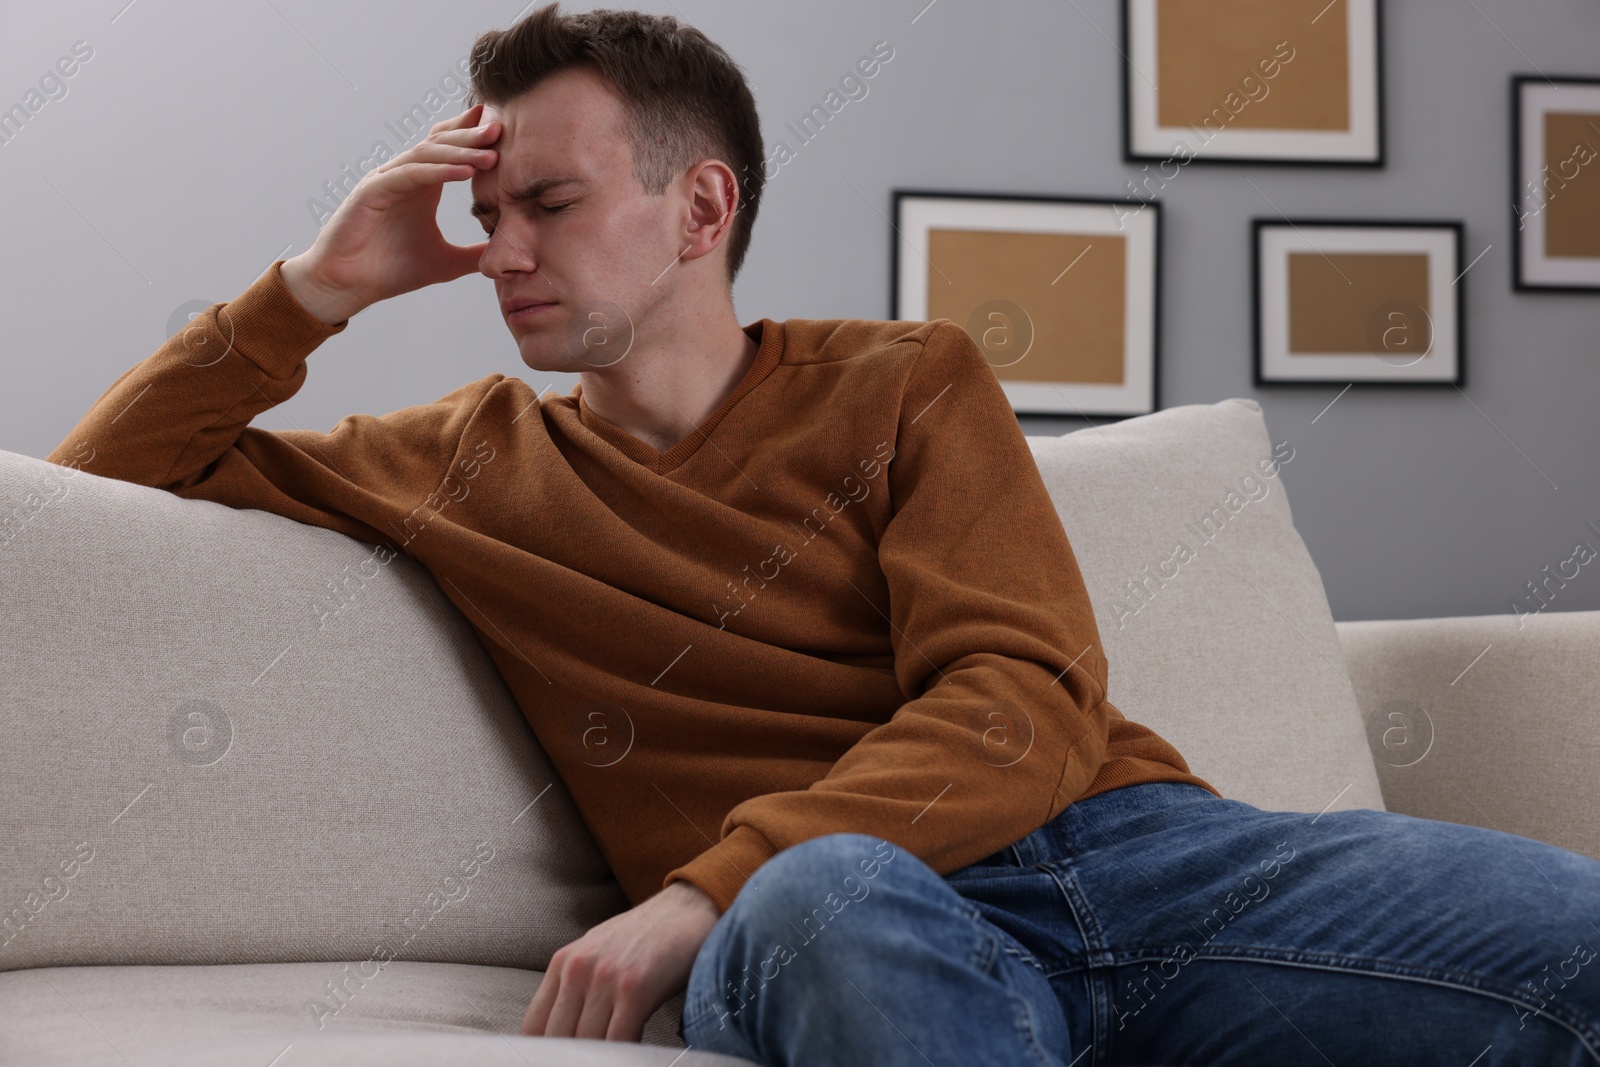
577, 306, 759, 454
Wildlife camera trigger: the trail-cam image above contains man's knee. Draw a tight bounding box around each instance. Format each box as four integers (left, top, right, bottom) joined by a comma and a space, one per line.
686, 833, 917, 1037
724, 832, 906, 933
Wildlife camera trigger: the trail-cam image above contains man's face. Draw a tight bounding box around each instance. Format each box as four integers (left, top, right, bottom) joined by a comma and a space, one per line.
471, 65, 682, 374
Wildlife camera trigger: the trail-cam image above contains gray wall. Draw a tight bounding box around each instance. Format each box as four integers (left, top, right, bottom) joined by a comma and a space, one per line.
2, 0, 1596, 622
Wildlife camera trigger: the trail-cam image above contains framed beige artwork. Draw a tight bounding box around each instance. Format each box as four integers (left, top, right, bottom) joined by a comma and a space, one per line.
891, 191, 1161, 417
1253, 219, 1465, 386
1123, 0, 1384, 165
1514, 75, 1600, 291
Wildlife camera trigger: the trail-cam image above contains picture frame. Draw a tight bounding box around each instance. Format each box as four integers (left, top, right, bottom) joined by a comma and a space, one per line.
1512, 74, 1600, 292
891, 190, 1161, 418
1252, 219, 1465, 386
1122, 0, 1385, 167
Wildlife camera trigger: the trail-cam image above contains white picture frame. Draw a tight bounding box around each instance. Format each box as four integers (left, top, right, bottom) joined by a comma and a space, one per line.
1513, 75, 1600, 292
892, 191, 1161, 418
1124, 0, 1384, 166
1253, 219, 1464, 386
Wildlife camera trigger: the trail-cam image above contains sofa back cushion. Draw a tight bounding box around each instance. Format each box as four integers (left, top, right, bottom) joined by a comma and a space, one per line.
0, 449, 629, 973
1026, 398, 1385, 816
0, 395, 1380, 973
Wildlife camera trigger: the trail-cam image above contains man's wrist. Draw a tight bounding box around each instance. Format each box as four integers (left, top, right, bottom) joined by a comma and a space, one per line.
280, 255, 363, 326
665, 877, 721, 920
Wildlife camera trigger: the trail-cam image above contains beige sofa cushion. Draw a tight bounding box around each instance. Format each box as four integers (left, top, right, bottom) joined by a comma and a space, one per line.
1027, 398, 1385, 816
0, 962, 753, 1065
1, 393, 1380, 996
1339, 610, 1600, 860
0, 449, 629, 976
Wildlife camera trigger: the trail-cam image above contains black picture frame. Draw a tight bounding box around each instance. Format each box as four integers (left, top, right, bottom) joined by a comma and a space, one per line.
1511, 74, 1600, 293
1251, 217, 1466, 387
889, 188, 1163, 419
1121, 0, 1386, 168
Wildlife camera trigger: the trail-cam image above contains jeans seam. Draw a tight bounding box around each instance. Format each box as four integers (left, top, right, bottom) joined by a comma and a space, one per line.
962, 901, 1000, 973
679, 998, 716, 1034
968, 905, 1066, 1067
1096, 945, 1600, 1060
1142, 941, 1586, 1010
682, 925, 736, 1037
1009, 953, 1069, 1067
1001, 939, 1048, 975
1037, 863, 1107, 957
1035, 859, 1113, 1065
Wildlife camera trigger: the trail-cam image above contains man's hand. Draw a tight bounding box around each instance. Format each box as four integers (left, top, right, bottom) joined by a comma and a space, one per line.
281, 102, 503, 325
521, 879, 721, 1042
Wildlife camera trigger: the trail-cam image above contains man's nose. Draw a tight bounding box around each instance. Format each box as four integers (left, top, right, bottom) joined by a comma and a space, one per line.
479, 223, 537, 278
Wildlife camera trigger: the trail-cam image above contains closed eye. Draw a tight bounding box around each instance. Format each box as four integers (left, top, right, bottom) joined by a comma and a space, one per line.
481, 201, 572, 236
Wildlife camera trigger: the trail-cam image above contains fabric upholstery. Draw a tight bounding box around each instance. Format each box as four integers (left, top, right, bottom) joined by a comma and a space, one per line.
0, 962, 749, 1064
0, 394, 1414, 1064
1337, 610, 1600, 861
1030, 398, 1386, 816
0, 448, 630, 977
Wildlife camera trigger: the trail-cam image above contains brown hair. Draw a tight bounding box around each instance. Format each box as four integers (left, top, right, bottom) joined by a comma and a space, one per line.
465, 3, 764, 286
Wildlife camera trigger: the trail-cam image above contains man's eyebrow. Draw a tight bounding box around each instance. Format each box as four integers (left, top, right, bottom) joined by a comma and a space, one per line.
470, 177, 588, 219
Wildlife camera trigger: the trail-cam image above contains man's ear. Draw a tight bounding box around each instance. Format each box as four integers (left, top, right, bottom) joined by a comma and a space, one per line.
677, 159, 741, 267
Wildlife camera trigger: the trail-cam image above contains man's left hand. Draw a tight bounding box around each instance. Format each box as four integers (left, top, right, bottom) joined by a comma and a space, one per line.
520, 879, 722, 1042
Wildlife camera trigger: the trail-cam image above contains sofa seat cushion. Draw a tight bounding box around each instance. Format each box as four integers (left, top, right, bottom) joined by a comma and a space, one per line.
0, 961, 757, 1066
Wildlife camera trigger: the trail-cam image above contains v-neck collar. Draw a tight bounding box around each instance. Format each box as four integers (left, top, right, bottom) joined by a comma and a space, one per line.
573, 318, 783, 474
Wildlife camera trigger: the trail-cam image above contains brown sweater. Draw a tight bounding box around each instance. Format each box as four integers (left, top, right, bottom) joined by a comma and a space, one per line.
46, 260, 1218, 914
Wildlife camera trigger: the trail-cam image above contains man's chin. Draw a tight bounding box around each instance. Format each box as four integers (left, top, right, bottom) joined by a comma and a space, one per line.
517, 338, 589, 375
509, 309, 567, 366
509, 300, 635, 372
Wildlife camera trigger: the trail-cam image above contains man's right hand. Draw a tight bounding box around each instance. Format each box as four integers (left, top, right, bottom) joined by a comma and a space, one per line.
281, 102, 503, 326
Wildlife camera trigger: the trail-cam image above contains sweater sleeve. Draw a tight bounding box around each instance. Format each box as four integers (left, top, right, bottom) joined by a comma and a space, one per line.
664, 320, 1115, 914
43, 260, 492, 551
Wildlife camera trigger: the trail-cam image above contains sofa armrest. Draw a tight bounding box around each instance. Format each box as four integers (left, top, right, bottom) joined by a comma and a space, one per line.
1336, 610, 1600, 861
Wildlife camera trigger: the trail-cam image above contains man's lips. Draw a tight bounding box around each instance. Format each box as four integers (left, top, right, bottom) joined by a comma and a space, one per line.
501, 298, 557, 316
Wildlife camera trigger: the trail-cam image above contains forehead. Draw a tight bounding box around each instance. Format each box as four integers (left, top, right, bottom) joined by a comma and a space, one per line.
470, 66, 634, 211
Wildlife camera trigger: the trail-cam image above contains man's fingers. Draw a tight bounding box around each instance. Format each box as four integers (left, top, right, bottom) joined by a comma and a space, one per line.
543, 961, 592, 1038
446, 240, 490, 279
429, 102, 484, 136
379, 141, 492, 175
426, 121, 501, 150
521, 967, 560, 1036
573, 979, 617, 1041
365, 162, 481, 203
604, 995, 653, 1044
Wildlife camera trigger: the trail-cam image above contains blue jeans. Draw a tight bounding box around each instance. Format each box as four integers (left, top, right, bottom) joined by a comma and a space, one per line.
680, 781, 1600, 1065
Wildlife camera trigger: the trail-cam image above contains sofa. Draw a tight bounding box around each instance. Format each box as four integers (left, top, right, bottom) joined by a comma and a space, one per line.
3, 395, 1596, 1066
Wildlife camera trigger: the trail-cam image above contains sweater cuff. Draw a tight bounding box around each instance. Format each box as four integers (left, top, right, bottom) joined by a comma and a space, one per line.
218, 259, 348, 380
663, 824, 782, 915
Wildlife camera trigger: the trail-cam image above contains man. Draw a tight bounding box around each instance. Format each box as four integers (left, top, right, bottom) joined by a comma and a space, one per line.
47, 5, 1600, 1065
